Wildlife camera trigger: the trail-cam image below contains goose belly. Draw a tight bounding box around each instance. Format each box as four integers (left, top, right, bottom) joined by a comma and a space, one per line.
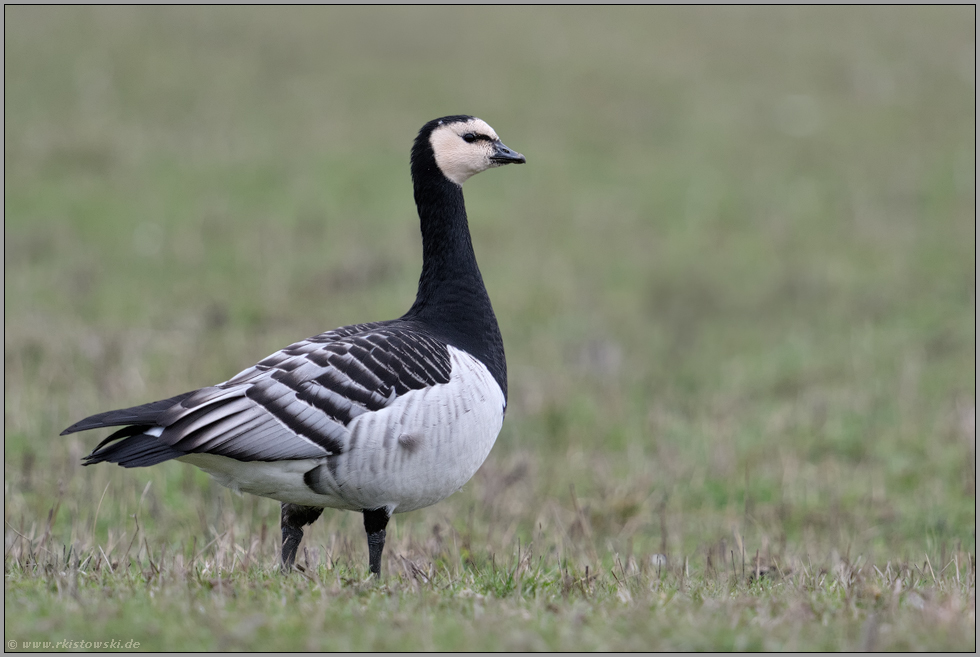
180, 347, 505, 514
178, 453, 339, 508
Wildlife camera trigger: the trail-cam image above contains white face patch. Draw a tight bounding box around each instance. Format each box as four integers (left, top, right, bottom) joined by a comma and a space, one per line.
430, 118, 502, 185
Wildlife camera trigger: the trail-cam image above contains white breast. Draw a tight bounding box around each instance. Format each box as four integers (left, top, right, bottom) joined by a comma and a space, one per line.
179, 346, 505, 514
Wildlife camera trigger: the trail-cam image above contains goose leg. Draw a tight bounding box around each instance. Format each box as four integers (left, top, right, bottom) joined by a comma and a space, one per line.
280, 502, 324, 573
363, 507, 390, 577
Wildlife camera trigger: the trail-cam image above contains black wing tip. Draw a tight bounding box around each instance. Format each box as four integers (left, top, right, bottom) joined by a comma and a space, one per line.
82, 432, 185, 468
61, 419, 102, 435
60, 391, 199, 437
61, 419, 100, 435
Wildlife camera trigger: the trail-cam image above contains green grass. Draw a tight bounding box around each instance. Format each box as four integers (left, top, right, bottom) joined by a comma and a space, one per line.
5, 6, 975, 651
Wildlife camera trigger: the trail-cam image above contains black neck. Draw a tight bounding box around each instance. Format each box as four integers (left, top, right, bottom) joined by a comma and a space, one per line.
402, 148, 507, 401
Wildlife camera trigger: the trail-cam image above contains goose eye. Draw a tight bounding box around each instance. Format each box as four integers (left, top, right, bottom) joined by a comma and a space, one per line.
462, 133, 478, 143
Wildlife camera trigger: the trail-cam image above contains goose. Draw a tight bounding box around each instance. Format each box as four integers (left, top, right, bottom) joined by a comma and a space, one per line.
61, 115, 525, 576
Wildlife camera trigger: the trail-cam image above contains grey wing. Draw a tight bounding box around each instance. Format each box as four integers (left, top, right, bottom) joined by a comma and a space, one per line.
78, 324, 453, 466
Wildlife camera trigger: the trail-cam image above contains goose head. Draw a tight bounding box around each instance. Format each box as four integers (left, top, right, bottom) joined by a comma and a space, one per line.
417, 115, 526, 186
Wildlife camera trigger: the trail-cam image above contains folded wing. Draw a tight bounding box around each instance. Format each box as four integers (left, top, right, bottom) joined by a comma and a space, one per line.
64, 322, 453, 467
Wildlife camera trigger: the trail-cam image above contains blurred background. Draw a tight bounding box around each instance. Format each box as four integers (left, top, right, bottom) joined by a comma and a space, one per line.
5, 7, 975, 572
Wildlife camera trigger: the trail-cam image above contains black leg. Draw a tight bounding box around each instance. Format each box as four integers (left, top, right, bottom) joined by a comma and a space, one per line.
363, 507, 390, 577
280, 503, 324, 573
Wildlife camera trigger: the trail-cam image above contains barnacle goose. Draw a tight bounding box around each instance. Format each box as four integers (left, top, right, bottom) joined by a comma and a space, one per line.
62, 116, 525, 576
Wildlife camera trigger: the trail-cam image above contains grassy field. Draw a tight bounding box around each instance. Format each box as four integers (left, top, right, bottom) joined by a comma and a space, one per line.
5, 6, 975, 651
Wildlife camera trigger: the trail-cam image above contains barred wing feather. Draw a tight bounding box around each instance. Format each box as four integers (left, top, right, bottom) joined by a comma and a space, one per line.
77, 323, 454, 466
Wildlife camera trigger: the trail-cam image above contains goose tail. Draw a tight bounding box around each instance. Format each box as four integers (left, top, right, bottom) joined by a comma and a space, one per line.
62, 392, 195, 468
